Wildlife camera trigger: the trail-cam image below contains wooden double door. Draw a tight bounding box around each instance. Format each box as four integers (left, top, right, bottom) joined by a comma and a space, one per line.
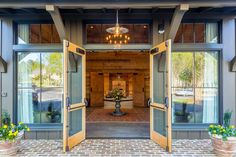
63, 39, 172, 153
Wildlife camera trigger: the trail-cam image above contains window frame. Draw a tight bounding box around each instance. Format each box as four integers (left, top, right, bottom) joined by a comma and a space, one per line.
13, 44, 63, 127
172, 44, 223, 128
174, 21, 222, 44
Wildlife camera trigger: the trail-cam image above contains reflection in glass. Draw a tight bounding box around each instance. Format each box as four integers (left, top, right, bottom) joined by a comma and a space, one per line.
41, 53, 63, 87
195, 52, 218, 87
18, 87, 40, 123
206, 23, 218, 43
172, 52, 219, 124
17, 52, 63, 123
41, 88, 63, 123
172, 52, 193, 87
153, 53, 166, 104
172, 88, 194, 123
195, 88, 218, 123
68, 52, 83, 104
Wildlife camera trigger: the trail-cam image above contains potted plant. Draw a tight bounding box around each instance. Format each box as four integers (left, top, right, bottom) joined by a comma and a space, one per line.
208, 111, 236, 157
0, 112, 30, 155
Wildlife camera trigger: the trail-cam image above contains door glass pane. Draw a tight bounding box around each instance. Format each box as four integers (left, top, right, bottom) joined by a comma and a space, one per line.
195, 52, 218, 87
69, 108, 83, 136
153, 108, 166, 136
68, 52, 83, 104
172, 88, 194, 123
153, 53, 166, 104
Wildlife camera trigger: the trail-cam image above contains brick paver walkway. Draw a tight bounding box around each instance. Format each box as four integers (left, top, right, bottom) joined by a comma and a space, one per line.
17, 139, 216, 157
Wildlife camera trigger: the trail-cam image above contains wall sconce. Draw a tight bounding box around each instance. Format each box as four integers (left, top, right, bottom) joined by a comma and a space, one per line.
158, 23, 165, 34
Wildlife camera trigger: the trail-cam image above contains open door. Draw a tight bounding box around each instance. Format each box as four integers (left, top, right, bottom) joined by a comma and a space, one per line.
149, 39, 172, 152
63, 40, 86, 152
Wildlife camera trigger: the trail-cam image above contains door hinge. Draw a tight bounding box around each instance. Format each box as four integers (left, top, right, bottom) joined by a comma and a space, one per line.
165, 97, 168, 108
66, 97, 71, 109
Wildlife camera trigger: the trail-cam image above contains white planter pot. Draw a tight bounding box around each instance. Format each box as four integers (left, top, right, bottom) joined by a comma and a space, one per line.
210, 134, 236, 157
0, 131, 24, 156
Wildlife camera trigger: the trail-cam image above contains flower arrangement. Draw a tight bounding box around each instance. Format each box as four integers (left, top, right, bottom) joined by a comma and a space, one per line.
208, 110, 236, 140
106, 88, 125, 101
0, 112, 30, 141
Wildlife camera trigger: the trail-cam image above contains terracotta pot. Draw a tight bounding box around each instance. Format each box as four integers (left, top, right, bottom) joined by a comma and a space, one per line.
0, 131, 24, 156
210, 134, 236, 157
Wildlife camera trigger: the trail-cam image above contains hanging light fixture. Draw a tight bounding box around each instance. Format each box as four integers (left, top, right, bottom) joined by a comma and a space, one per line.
105, 10, 130, 47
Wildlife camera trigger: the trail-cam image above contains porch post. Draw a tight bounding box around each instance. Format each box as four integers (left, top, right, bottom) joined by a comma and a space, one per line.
46, 5, 66, 41
167, 4, 189, 40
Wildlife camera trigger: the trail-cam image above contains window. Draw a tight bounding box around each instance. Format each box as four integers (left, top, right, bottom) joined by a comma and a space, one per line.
174, 23, 219, 43
86, 24, 150, 44
172, 52, 219, 124
18, 24, 61, 44
17, 52, 63, 123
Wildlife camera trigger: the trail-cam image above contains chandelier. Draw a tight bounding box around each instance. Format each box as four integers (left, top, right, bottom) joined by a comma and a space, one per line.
105, 10, 130, 46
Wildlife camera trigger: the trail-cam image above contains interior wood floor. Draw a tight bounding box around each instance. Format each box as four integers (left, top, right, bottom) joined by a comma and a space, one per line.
86, 107, 150, 123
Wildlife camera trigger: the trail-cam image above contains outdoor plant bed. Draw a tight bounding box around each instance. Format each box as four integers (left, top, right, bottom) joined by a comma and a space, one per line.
208, 111, 236, 157
0, 113, 30, 156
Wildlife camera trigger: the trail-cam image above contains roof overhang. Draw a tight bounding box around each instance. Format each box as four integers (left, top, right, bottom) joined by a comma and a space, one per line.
0, 0, 236, 9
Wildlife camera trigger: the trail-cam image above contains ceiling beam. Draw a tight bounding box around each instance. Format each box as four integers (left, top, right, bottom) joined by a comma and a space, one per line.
46, 5, 66, 41
167, 4, 189, 40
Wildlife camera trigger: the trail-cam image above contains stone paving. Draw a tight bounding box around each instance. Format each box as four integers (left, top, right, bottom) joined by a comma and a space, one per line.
16, 139, 216, 157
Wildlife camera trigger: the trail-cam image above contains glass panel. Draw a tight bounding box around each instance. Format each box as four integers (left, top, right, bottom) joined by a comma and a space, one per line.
183, 23, 194, 43
195, 23, 205, 43
174, 24, 182, 43
86, 24, 102, 43
41, 24, 52, 43
30, 24, 40, 43
206, 23, 218, 43
69, 108, 83, 136
133, 24, 149, 43
18, 24, 29, 44
195, 88, 218, 123
153, 53, 166, 104
52, 24, 61, 43
17, 87, 40, 123
120, 24, 134, 43
195, 52, 218, 87
102, 24, 114, 43
41, 87, 63, 123
172, 52, 194, 87
41, 53, 63, 87
18, 53, 40, 88
153, 108, 166, 136
68, 52, 83, 104
172, 88, 194, 123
